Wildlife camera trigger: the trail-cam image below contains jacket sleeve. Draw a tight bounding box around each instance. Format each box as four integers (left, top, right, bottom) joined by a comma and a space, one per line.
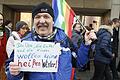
5, 51, 23, 80
55, 49, 72, 80
76, 43, 90, 68
112, 29, 119, 57
71, 34, 79, 48
6, 36, 14, 58
99, 34, 113, 58
6, 71, 23, 80
71, 33, 82, 49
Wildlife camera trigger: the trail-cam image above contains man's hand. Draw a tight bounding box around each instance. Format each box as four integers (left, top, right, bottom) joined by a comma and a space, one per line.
9, 62, 20, 76
84, 30, 97, 45
89, 30, 97, 41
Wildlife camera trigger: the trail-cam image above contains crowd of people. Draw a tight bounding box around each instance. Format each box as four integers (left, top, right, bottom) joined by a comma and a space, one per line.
0, 1, 120, 80
0, 12, 30, 80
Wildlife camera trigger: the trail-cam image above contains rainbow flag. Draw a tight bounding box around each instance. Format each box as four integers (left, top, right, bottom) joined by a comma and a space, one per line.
52, 0, 75, 38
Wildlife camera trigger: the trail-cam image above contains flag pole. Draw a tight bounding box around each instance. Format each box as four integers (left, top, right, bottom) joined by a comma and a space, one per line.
64, 1, 88, 31
74, 15, 88, 32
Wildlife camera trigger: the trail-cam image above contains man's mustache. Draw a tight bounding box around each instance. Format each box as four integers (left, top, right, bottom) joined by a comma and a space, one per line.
37, 22, 49, 27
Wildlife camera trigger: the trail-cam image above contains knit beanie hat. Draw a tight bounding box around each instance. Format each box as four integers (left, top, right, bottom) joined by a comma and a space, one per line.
32, 2, 54, 21
16, 21, 27, 31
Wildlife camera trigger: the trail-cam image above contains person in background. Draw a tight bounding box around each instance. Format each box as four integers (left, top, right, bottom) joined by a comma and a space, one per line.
91, 20, 114, 80
4, 20, 13, 40
71, 23, 97, 80
84, 25, 96, 71
71, 23, 83, 80
0, 12, 7, 80
71, 23, 83, 51
110, 18, 120, 80
5, 2, 96, 80
6, 21, 29, 58
117, 19, 120, 73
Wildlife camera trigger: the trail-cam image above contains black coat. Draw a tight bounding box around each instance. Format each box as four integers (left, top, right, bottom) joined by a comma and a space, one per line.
112, 28, 119, 57
5, 27, 11, 40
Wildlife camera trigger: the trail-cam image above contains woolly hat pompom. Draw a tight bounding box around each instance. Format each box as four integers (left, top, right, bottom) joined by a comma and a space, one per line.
32, 2, 54, 21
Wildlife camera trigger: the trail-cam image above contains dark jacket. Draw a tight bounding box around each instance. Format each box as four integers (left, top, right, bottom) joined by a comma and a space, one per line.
94, 25, 113, 64
112, 28, 119, 57
71, 30, 83, 52
5, 26, 12, 40
71, 30, 90, 68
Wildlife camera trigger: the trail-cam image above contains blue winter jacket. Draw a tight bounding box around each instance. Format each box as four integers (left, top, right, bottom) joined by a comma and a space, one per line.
94, 25, 113, 64
5, 27, 89, 80
71, 30, 90, 68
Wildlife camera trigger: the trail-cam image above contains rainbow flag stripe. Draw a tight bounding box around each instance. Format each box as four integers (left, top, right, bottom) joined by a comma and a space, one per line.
52, 0, 75, 38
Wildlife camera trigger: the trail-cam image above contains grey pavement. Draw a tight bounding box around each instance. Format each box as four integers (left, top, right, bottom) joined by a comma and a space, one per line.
76, 60, 120, 80
76, 61, 94, 80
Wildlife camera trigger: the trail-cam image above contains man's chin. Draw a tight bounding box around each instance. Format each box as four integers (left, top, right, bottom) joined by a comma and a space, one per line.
38, 32, 48, 36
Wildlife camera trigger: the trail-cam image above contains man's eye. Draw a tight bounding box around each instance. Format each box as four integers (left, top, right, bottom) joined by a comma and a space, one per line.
34, 16, 40, 19
44, 15, 49, 19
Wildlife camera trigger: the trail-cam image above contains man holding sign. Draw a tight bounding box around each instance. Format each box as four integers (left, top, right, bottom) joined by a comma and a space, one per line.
6, 2, 96, 80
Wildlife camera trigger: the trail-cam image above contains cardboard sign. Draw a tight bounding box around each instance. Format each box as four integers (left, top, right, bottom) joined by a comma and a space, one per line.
14, 40, 61, 72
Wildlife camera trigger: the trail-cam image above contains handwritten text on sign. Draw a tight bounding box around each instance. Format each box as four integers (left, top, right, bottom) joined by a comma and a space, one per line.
14, 40, 61, 72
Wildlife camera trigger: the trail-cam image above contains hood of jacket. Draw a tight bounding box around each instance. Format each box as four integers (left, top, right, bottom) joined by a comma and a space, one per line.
98, 25, 113, 35
11, 31, 21, 40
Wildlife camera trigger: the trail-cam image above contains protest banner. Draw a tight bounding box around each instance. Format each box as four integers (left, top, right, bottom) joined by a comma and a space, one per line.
14, 40, 61, 72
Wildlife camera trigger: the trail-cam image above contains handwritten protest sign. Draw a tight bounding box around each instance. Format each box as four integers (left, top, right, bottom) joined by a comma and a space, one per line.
14, 40, 61, 72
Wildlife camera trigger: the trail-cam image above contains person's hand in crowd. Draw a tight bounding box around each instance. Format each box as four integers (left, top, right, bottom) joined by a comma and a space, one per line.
84, 31, 92, 45
84, 30, 97, 45
9, 62, 20, 76
89, 30, 97, 41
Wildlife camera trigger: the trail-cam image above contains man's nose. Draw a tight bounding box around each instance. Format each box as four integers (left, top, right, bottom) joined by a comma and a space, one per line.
39, 17, 45, 23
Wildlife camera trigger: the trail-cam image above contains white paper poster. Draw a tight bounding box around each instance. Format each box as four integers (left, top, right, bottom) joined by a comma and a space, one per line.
14, 40, 61, 72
